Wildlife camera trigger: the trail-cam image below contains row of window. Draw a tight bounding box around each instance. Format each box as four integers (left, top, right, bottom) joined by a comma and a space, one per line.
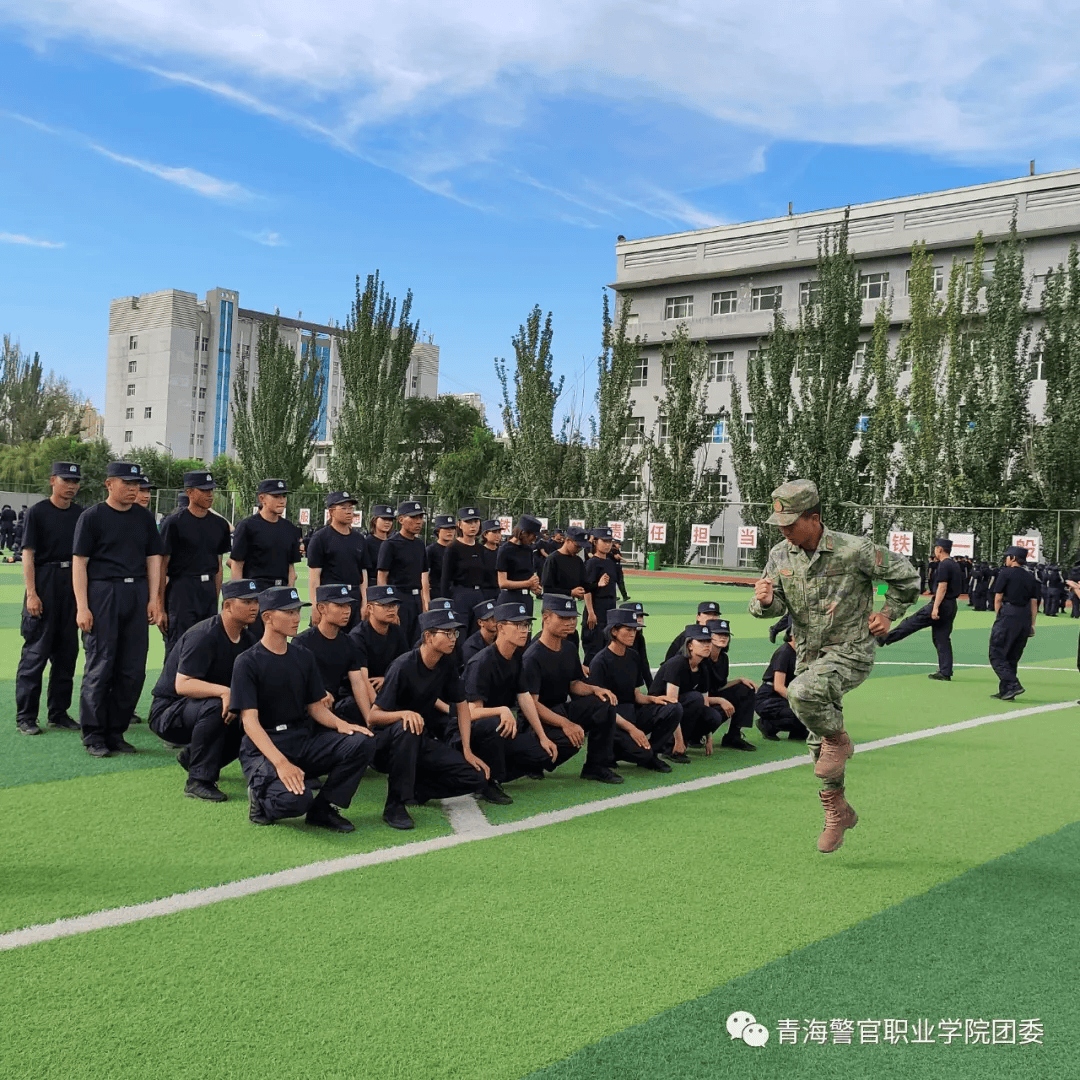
124, 407, 153, 420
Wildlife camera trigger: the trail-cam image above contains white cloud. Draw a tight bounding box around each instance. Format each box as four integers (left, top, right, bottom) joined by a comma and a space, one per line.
243, 229, 284, 246
0, 232, 65, 248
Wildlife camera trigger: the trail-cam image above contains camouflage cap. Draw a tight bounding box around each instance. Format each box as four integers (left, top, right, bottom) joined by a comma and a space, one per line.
765, 479, 819, 526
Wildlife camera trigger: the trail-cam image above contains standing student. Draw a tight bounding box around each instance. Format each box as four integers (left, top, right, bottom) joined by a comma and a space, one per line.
610, 540, 630, 601
582, 527, 619, 663
495, 515, 543, 615
159, 469, 232, 655
15, 462, 84, 736
988, 546, 1040, 701
479, 519, 503, 604
426, 514, 457, 598
377, 500, 430, 642
72, 461, 165, 757
440, 506, 486, 636
229, 478, 302, 595
135, 475, 154, 511
362, 505, 396, 609
754, 629, 809, 741
307, 491, 365, 630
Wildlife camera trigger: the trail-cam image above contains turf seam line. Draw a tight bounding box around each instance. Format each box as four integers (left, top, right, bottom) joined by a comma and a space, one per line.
1, 698, 1075, 953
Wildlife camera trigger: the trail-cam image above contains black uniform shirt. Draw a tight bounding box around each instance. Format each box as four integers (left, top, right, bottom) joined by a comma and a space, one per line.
649, 654, 708, 697
464, 643, 528, 708
704, 650, 730, 693
522, 636, 584, 708
160, 508, 231, 578
588, 646, 645, 705
441, 540, 487, 595
306, 524, 366, 590
993, 566, 1040, 608
230, 641, 325, 731
760, 642, 797, 695
426, 542, 452, 592
230, 513, 301, 582
349, 620, 409, 678
152, 615, 257, 703
460, 629, 495, 669
932, 557, 964, 601
584, 555, 618, 601
633, 633, 653, 686
495, 541, 534, 586
377, 531, 428, 590
22, 499, 82, 562
73, 502, 164, 580
541, 550, 584, 595
293, 625, 362, 698
376, 648, 465, 715
361, 533, 385, 585
480, 544, 500, 589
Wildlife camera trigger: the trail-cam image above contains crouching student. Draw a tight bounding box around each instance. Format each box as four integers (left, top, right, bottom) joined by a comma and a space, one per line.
703, 619, 757, 752
754, 628, 809, 741
233, 586, 376, 832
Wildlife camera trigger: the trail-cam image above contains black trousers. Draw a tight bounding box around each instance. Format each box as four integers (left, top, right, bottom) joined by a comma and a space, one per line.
15, 562, 79, 726
612, 701, 682, 765
714, 682, 756, 741
989, 606, 1032, 695
754, 689, 810, 738
883, 598, 957, 676
394, 592, 423, 644
450, 586, 485, 637
164, 576, 218, 655
442, 713, 549, 783
677, 692, 729, 744
1045, 589, 1065, 617
149, 695, 242, 783
79, 578, 150, 748
240, 726, 375, 821
582, 596, 618, 664
542, 696, 617, 770
972, 587, 990, 612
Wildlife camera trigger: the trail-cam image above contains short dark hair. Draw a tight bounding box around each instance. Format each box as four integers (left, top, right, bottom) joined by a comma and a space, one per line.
799, 504, 822, 521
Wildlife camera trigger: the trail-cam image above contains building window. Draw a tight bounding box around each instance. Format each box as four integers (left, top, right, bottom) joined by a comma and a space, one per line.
853, 344, 868, 374
197, 411, 205, 424
241, 344, 251, 361
664, 295, 694, 320
125, 407, 134, 420
201, 336, 209, 352
709, 351, 734, 382
198, 387, 206, 400
859, 272, 889, 300
661, 357, 675, 386
711, 290, 737, 315
127, 359, 137, 373
123, 430, 133, 443
743, 412, 755, 441
191, 410, 196, 422
126, 383, 136, 396
196, 434, 204, 447
856, 414, 870, 433
630, 355, 648, 386
711, 420, 729, 444
129, 335, 138, 350
189, 438, 195, 454
710, 473, 731, 499
144, 407, 152, 419
751, 286, 782, 311
737, 547, 755, 569
657, 415, 669, 445
201, 364, 208, 378
799, 281, 821, 307
623, 416, 645, 449
904, 267, 945, 294
1029, 352, 1045, 381
702, 538, 725, 565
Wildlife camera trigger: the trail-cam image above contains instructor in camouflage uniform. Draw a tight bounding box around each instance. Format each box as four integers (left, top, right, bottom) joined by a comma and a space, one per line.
748, 480, 920, 853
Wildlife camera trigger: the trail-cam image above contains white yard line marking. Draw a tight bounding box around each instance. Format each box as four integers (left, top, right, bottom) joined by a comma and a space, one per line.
442, 795, 497, 838
2, 700, 1076, 953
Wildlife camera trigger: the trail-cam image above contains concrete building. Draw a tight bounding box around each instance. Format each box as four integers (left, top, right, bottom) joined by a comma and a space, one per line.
613, 169, 1080, 564
442, 392, 486, 423
104, 287, 439, 464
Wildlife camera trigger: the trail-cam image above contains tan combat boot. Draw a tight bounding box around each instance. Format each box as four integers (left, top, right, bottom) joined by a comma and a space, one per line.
814, 730, 854, 781
818, 788, 858, 853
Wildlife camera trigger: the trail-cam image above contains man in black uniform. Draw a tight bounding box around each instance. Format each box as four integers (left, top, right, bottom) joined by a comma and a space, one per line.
617, 600, 654, 684
754, 628, 809, 741
988, 546, 1040, 701
665, 601, 723, 660
159, 469, 232, 655
149, 578, 261, 801
15, 462, 84, 735
377, 500, 430, 642
1045, 565, 1065, 617
878, 537, 963, 680
135, 474, 154, 512
541, 526, 588, 599
523, 594, 622, 782
460, 599, 498, 669
73, 461, 165, 756
426, 514, 457, 596
0, 503, 15, 550
234, 586, 376, 831
307, 491, 365, 630
589, 608, 682, 771
611, 539, 630, 601
479, 518, 503, 604
582, 527, 619, 663
349, 585, 410, 708
229, 478, 301, 593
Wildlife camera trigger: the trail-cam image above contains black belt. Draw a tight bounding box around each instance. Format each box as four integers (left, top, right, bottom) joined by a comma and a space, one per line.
37, 560, 73, 568
1002, 601, 1030, 609
96, 576, 146, 583
175, 573, 215, 582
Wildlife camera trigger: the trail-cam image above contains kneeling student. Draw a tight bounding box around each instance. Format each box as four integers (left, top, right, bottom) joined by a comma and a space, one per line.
233, 586, 376, 832
754, 629, 809, 741
149, 578, 261, 801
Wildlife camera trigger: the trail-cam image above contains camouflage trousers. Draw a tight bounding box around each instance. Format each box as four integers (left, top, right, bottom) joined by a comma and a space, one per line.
788, 650, 872, 791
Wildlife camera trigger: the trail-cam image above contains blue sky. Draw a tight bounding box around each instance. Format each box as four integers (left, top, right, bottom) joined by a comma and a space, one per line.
2, 1, 1079, 428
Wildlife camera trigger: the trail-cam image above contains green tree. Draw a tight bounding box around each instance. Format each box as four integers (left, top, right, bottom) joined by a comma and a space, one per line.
230, 314, 324, 510
0, 335, 84, 444
432, 426, 508, 511
862, 293, 902, 520
396, 395, 486, 497
0, 435, 112, 505
329, 272, 418, 498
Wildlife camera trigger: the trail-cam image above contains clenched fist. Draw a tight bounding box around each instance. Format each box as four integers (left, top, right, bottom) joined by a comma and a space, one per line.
754, 577, 774, 606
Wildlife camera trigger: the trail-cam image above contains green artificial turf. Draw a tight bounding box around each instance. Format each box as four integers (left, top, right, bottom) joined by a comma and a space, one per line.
0, 709, 1077, 1080
527, 821, 1080, 1080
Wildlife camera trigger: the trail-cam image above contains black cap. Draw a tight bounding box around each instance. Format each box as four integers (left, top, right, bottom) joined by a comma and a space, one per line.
433, 514, 456, 530
565, 526, 588, 544
419, 608, 466, 632
316, 584, 358, 603
183, 470, 215, 490
542, 594, 579, 616
481, 519, 502, 533
606, 608, 639, 627
257, 478, 289, 495
396, 500, 424, 517
107, 462, 143, 479
589, 527, 613, 540
697, 601, 721, 615
683, 624, 712, 642
428, 597, 453, 610
493, 602, 533, 623
1004, 545, 1029, 562
52, 461, 82, 479
366, 585, 401, 605
934, 537, 952, 553
516, 514, 542, 534
258, 585, 309, 611
619, 600, 649, 616
473, 599, 497, 620
458, 506, 481, 521
222, 578, 260, 600
326, 491, 357, 507
708, 618, 733, 636
370, 504, 395, 521
137, 474, 154, 489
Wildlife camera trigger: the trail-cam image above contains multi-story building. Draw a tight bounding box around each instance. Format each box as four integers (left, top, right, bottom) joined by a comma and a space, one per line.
104, 287, 439, 463
613, 169, 1080, 563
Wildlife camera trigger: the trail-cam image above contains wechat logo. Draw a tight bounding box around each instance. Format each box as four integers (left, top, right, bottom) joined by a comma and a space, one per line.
728, 1011, 770, 1048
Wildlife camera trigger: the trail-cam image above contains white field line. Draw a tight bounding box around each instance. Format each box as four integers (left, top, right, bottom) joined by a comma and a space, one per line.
1, 700, 1076, 954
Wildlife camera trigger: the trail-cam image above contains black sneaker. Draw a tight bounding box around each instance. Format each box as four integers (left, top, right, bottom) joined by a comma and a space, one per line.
382, 802, 416, 830
306, 803, 355, 833
642, 756, 672, 773
759, 730, 780, 741
85, 742, 111, 758
580, 765, 624, 784
479, 781, 513, 805
46, 715, 80, 731
927, 672, 951, 681
176, 748, 191, 771
526, 772, 545, 780
662, 750, 692, 764
989, 692, 1004, 699
184, 779, 228, 802
1000, 686, 1025, 701
16, 720, 41, 736
248, 785, 274, 825
107, 738, 137, 755
721, 736, 758, 752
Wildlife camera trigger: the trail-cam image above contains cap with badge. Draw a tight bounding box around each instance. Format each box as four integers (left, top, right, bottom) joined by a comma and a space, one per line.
257, 478, 289, 496
222, 578, 260, 600
493, 602, 532, 623
370, 504, 395, 521
137, 474, 154, 490
326, 491, 357, 507
183, 470, 215, 490
366, 585, 401, 605
397, 500, 424, 517
259, 585, 309, 611
765, 478, 819, 526
516, 514, 542, 534
565, 526, 588, 544
473, 599, 497, 620
1004, 545, 1029, 562
316, 584, 358, 603
619, 600, 649, 616
697, 601, 721, 615
419, 608, 466, 632
429, 597, 453, 610
606, 608, 639, 628
52, 461, 82, 479
433, 514, 456, 530
481, 519, 502, 533
457, 506, 481, 521
707, 618, 733, 637
542, 594, 579, 616
589, 526, 613, 540
683, 624, 713, 642
107, 462, 143, 479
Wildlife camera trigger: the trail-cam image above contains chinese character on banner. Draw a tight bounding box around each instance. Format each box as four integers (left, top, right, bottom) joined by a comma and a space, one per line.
537, 516, 549, 532
691, 524, 711, 547
737, 526, 758, 549
937, 1019, 963, 1045
498, 516, 513, 536
1011, 535, 1041, 564
888, 530, 914, 556
299, 508, 310, 526
647, 521, 667, 544
607, 521, 625, 541
352, 510, 363, 528
947, 532, 975, 559
569, 518, 586, 530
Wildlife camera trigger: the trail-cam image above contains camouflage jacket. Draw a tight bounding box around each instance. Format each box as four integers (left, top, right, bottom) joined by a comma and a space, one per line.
749, 525, 920, 664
